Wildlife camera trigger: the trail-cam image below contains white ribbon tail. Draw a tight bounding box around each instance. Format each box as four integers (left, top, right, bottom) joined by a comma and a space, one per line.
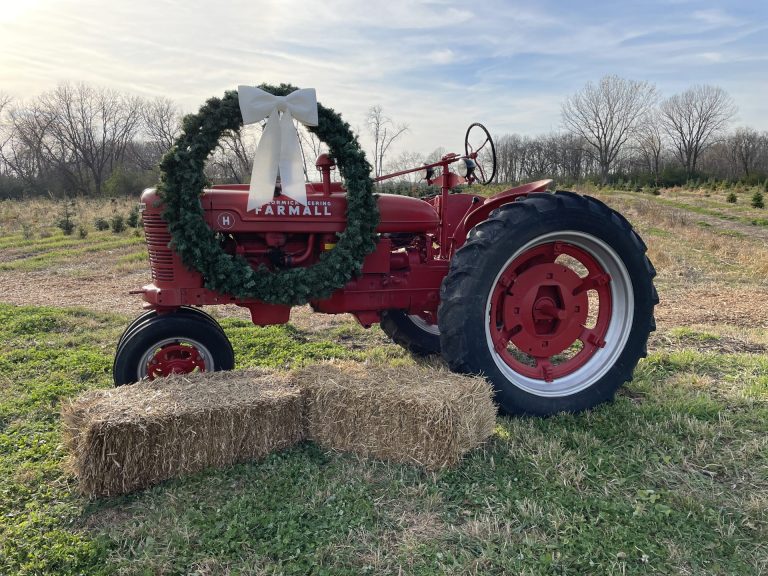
247, 110, 281, 212
279, 112, 308, 206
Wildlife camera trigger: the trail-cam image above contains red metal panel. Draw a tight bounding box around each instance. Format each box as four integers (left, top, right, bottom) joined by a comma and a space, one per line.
202, 189, 439, 234
452, 180, 553, 248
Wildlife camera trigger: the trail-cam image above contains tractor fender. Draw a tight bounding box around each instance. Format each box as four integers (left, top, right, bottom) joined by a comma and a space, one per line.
452, 179, 552, 248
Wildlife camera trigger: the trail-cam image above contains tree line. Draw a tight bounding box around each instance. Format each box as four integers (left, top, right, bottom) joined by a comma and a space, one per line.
1, 78, 766, 200
501, 76, 767, 188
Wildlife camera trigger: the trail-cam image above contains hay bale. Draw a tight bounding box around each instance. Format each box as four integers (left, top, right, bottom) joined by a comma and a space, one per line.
62, 369, 303, 498
295, 361, 497, 470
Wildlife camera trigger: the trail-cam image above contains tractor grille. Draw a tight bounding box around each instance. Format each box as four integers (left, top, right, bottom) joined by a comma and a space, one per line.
143, 213, 174, 282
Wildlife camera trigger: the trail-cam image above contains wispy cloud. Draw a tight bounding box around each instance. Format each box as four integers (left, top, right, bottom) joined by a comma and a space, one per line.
692, 8, 743, 27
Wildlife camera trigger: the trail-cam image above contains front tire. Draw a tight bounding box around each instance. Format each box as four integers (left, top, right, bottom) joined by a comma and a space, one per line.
438, 191, 657, 416
116, 306, 225, 350
113, 314, 235, 386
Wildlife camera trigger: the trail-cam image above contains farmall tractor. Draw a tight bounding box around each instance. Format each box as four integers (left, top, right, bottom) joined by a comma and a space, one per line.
114, 118, 657, 416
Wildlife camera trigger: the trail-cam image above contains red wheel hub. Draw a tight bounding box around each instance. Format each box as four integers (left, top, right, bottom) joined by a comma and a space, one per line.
489, 242, 612, 382
146, 343, 207, 379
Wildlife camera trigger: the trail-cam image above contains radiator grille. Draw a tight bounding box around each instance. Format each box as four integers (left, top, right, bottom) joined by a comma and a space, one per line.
143, 213, 174, 282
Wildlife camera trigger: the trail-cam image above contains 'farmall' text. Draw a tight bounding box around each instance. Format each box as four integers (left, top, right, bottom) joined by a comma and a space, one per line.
253, 199, 332, 217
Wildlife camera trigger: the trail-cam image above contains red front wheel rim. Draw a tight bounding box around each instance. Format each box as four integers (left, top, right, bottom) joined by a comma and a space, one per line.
138, 337, 215, 381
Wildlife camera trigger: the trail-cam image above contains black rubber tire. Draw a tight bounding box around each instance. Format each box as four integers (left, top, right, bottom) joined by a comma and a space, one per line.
438, 191, 657, 416
117, 307, 224, 350
380, 310, 441, 356
113, 314, 235, 386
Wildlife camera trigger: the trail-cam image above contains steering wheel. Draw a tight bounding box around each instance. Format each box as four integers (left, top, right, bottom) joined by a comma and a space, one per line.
464, 123, 497, 185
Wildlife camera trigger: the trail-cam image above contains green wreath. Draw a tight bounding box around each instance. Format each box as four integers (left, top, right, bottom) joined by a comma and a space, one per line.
157, 84, 379, 306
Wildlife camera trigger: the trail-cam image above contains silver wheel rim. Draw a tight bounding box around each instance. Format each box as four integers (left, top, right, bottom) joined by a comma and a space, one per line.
483, 231, 634, 397
136, 336, 216, 381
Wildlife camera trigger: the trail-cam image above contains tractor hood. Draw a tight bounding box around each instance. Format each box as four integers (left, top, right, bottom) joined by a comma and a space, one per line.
140, 187, 439, 234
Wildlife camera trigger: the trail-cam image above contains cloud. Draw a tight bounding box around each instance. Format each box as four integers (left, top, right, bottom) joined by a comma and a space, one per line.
692, 9, 742, 27
427, 49, 456, 65
0, 0, 766, 161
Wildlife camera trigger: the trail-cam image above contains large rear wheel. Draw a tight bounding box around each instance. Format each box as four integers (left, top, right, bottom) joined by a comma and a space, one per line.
438, 191, 657, 415
380, 310, 441, 356
113, 314, 234, 385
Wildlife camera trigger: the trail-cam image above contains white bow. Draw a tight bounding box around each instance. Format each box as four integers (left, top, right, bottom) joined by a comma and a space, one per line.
238, 86, 319, 211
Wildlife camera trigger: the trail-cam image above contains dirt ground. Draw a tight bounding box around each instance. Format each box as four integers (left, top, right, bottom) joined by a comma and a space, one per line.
3, 256, 768, 337
0, 260, 352, 331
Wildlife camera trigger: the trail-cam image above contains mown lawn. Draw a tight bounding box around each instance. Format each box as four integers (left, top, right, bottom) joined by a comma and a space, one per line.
0, 302, 766, 575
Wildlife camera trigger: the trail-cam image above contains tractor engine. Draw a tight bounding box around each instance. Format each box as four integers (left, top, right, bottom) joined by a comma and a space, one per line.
138, 181, 449, 325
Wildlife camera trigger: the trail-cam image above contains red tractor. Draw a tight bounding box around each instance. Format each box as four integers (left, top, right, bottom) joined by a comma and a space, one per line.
115, 122, 657, 416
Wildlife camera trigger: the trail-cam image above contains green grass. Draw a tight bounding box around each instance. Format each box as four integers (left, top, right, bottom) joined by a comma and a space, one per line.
0, 233, 144, 271
0, 303, 766, 575
599, 188, 768, 229
1, 189, 767, 574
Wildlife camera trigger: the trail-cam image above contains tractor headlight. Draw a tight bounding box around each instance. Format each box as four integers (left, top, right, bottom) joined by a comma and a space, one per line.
457, 158, 476, 178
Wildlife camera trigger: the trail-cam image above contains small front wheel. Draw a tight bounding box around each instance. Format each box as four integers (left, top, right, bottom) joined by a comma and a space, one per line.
116, 306, 226, 350
439, 191, 657, 415
113, 314, 234, 385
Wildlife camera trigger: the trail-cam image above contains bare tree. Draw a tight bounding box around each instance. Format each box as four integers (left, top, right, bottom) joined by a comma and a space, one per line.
561, 75, 657, 184
520, 134, 556, 180
0, 93, 12, 175
205, 127, 261, 184
136, 96, 181, 168
726, 126, 764, 179
4, 101, 58, 193
659, 84, 736, 179
555, 132, 587, 182
7, 83, 143, 195
384, 150, 425, 183
296, 124, 330, 180
366, 105, 408, 178
635, 111, 665, 185
494, 134, 522, 183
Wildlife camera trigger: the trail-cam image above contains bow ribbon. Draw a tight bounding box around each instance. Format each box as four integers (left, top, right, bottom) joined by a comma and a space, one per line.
238, 86, 319, 211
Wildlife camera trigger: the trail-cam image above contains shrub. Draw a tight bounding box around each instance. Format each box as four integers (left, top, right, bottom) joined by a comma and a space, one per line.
726, 192, 737, 204
127, 205, 141, 228
57, 216, 75, 235
752, 191, 765, 209
78, 225, 88, 239
94, 217, 110, 231
56, 200, 76, 235
110, 214, 126, 233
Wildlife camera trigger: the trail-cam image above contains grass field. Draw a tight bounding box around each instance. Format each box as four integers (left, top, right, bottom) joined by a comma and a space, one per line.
0, 187, 766, 575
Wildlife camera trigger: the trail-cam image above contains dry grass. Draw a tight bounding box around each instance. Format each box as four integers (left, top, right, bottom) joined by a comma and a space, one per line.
294, 361, 497, 470
621, 197, 768, 281
0, 196, 139, 236
62, 369, 304, 498
587, 190, 768, 338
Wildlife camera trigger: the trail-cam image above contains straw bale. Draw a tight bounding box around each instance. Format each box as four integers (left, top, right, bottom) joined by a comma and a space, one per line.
62, 369, 303, 498
295, 361, 497, 470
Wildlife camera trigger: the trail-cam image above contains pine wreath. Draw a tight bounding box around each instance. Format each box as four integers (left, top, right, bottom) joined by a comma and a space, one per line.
157, 84, 379, 306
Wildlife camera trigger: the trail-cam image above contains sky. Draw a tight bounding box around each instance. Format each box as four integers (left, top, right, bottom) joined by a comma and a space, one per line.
1, 0, 767, 159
